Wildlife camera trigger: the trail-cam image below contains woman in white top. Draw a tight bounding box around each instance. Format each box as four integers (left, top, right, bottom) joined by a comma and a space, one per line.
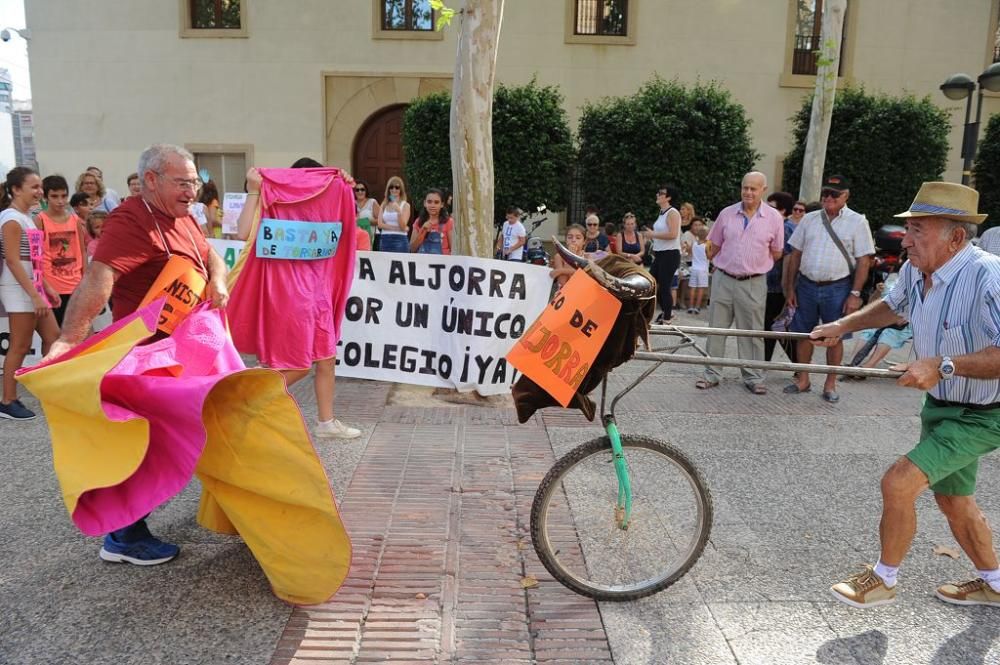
377, 175, 411, 253
353, 180, 380, 249
0, 167, 60, 420
650, 184, 683, 324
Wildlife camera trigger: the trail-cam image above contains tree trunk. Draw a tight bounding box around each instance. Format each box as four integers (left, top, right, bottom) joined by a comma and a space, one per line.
799, 0, 847, 202
450, 0, 504, 258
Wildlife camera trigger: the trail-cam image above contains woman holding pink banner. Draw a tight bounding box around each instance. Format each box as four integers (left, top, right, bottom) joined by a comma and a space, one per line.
0, 167, 60, 421
229, 159, 361, 440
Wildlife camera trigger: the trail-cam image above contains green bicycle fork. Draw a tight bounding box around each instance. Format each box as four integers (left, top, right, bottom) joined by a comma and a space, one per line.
605, 416, 632, 529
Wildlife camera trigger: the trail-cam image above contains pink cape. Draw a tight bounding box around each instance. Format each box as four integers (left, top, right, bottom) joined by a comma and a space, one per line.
227, 167, 357, 369
17, 301, 352, 605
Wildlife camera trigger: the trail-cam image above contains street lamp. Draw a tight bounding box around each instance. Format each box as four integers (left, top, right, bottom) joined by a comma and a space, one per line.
0, 27, 31, 43
940, 62, 1000, 185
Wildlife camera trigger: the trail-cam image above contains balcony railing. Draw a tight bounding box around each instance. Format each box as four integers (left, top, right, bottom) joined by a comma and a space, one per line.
993, 43, 1000, 63
792, 33, 846, 76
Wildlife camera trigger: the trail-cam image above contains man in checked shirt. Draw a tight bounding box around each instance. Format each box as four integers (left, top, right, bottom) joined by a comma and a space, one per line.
810, 182, 1000, 609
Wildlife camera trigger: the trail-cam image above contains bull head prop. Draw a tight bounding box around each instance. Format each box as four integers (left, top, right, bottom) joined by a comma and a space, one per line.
551, 237, 655, 301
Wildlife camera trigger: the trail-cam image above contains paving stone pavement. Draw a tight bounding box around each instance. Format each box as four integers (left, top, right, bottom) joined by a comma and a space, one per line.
3, 317, 999, 664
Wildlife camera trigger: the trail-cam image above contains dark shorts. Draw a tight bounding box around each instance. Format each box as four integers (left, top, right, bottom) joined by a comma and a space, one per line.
907, 396, 1000, 495
790, 276, 851, 333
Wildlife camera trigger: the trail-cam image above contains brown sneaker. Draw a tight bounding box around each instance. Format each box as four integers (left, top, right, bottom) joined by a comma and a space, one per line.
935, 579, 1000, 607
830, 564, 897, 608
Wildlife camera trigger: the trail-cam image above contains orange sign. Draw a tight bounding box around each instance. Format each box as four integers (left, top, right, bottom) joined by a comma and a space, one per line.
138, 255, 208, 335
507, 270, 622, 407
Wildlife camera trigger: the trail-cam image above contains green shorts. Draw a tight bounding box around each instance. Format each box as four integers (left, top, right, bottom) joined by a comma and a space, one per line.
907, 396, 1000, 496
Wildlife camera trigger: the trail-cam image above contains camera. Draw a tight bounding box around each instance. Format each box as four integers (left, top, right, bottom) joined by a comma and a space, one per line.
0, 30, 11, 42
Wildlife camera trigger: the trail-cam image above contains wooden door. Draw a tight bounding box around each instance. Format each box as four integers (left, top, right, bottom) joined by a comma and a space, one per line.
352, 105, 407, 201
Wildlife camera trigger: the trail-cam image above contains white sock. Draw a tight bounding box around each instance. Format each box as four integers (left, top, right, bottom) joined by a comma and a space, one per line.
317, 418, 333, 426
874, 559, 898, 588
976, 568, 1000, 592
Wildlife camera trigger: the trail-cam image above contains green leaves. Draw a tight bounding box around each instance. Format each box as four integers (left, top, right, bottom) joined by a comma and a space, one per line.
782, 87, 950, 227
577, 77, 760, 223
429, 0, 457, 29
973, 114, 1000, 232
402, 79, 575, 221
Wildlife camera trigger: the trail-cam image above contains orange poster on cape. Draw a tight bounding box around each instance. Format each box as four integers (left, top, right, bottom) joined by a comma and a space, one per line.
138, 255, 207, 335
507, 270, 621, 407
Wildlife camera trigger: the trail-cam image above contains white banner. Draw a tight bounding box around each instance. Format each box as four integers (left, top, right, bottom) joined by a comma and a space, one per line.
337, 252, 552, 395
207, 241, 553, 394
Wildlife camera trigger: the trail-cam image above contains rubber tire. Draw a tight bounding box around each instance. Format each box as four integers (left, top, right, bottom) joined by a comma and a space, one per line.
530, 435, 713, 601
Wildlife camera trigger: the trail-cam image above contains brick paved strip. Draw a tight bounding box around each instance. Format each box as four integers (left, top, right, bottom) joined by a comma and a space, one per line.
271, 403, 614, 664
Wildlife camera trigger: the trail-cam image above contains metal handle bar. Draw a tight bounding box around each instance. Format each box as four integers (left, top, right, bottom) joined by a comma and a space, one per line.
651, 324, 814, 341
632, 351, 903, 379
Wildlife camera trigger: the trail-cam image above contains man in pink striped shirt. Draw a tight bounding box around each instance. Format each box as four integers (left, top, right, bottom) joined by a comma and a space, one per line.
697, 172, 784, 393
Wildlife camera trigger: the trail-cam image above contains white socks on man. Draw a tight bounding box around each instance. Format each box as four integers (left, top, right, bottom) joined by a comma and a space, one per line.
977, 568, 1000, 592
874, 560, 1000, 593
873, 560, 899, 588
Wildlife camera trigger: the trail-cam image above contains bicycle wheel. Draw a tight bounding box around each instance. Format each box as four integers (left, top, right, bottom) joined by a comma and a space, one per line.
531, 435, 712, 601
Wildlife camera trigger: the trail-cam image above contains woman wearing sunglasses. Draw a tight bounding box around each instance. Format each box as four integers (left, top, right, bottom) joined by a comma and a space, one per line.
377, 176, 410, 253
353, 180, 379, 249
583, 214, 609, 253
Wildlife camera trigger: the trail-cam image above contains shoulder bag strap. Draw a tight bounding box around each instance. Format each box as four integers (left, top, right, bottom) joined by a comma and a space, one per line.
819, 210, 855, 273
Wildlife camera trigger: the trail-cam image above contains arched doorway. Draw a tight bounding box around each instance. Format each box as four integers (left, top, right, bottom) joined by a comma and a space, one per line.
352, 104, 407, 201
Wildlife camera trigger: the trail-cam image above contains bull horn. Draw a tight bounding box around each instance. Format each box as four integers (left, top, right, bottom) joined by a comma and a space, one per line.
550, 236, 655, 300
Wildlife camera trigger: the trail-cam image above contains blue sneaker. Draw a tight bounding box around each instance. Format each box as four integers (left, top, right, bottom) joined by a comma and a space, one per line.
0, 399, 35, 421
99, 533, 180, 566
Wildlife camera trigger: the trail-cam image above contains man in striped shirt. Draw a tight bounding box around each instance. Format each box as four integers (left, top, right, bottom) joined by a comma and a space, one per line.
810, 182, 1000, 609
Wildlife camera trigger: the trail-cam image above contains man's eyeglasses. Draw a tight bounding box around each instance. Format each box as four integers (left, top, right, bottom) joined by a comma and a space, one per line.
587, 223, 599, 227
821, 190, 844, 199
158, 173, 202, 191
792, 207, 806, 212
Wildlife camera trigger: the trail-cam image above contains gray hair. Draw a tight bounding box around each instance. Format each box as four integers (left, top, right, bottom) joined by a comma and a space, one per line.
942, 219, 979, 244
137, 144, 195, 184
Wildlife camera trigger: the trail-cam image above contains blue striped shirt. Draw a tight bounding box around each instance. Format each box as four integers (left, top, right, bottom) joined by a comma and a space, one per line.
883, 243, 1000, 404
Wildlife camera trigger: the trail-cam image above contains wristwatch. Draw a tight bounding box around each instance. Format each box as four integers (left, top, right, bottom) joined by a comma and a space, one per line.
939, 356, 956, 380
849, 290, 861, 297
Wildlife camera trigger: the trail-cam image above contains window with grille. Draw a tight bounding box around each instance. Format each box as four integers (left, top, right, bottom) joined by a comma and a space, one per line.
792, 0, 847, 76
382, 0, 435, 31
574, 0, 628, 37
190, 0, 242, 30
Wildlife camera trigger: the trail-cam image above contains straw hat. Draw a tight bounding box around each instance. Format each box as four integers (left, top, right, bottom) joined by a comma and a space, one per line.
894, 182, 987, 224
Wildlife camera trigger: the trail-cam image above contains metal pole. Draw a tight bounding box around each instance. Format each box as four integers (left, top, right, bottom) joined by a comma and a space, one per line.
650, 324, 815, 341
961, 90, 976, 185
632, 351, 902, 379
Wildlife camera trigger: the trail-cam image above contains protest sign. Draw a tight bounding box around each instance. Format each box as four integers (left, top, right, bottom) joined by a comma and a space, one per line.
0, 310, 41, 369
221, 193, 247, 235
208, 238, 246, 271
336, 252, 552, 395
506, 270, 621, 407
138, 255, 208, 335
255, 219, 342, 260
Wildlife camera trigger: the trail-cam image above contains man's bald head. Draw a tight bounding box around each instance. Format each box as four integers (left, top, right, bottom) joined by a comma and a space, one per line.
741, 171, 768, 212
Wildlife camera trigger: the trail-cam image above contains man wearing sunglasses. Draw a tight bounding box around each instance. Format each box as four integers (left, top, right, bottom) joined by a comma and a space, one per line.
783, 175, 875, 403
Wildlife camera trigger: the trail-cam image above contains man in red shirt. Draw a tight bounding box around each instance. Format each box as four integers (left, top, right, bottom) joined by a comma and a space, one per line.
698, 172, 784, 394
44, 144, 229, 566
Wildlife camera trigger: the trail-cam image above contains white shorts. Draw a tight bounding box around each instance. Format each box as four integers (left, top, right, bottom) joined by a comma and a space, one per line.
689, 269, 709, 289
0, 283, 34, 313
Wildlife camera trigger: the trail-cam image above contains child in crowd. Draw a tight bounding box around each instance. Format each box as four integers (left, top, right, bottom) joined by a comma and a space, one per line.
496, 206, 526, 260
86, 210, 107, 259
70, 192, 93, 234
686, 224, 710, 314
549, 223, 586, 288
36, 175, 88, 326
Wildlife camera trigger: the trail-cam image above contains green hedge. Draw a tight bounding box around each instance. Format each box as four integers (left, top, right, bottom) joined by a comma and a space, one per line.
782, 88, 950, 226
576, 77, 759, 223
401, 79, 575, 220
973, 113, 1000, 231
